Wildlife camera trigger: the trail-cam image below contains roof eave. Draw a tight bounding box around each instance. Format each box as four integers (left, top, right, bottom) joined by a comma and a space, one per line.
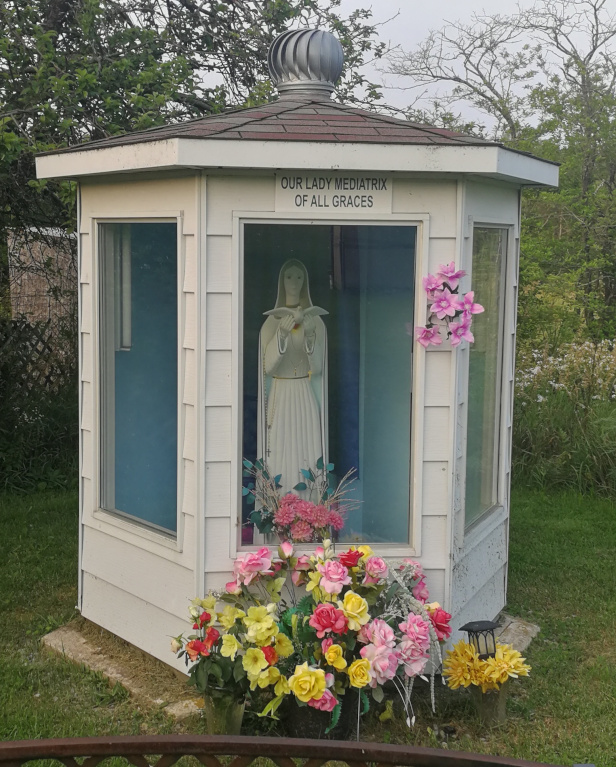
36, 137, 559, 188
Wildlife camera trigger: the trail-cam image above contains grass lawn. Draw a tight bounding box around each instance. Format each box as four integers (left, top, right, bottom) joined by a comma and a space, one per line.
1, 488, 615, 766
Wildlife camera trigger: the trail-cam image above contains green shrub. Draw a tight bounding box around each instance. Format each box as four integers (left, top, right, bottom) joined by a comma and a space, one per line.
513, 341, 616, 494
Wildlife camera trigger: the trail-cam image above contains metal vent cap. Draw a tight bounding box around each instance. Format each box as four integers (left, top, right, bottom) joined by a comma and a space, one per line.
268, 28, 344, 99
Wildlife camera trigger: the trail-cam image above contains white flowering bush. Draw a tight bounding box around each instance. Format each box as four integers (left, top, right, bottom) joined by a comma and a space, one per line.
513, 341, 616, 494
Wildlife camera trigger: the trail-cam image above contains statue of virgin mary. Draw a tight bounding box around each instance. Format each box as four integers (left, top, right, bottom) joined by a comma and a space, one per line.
257, 259, 328, 495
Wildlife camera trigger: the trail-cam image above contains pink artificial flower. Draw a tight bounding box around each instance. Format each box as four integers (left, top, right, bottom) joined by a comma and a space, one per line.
357, 623, 373, 644
363, 556, 388, 585
368, 619, 396, 649
328, 510, 345, 531
325, 673, 335, 688
423, 274, 445, 294
457, 290, 484, 315
412, 577, 430, 603
308, 689, 338, 712
400, 558, 424, 580
427, 607, 452, 641
321, 637, 334, 654
274, 504, 295, 526
311, 505, 330, 528
397, 637, 430, 677
399, 613, 431, 650
415, 325, 442, 348
279, 541, 294, 559
449, 318, 474, 347
360, 643, 399, 687
296, 499, 318, 522
225, 579, 242, 595
314, 546, 325, 560
309, 603, 348, 638
430, 288, 458, 320
291, 570, 307, 586
317, 560, 352, 595
295, 554, 311, 570
233, 546, 273, 585
290, 519, 313, 542
437, 261, 466, 290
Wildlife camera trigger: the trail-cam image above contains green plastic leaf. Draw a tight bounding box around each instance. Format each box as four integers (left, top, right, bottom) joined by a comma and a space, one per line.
257, 694, 285, 719
316, 456, 324, 471
274, 474, 282, 484
242, 459, 253, 469
249, 511, 261, 524
233, 660, 244, 683
241, 486, 250, 496
300, 468, 313, 480
325, 701, 342, 734
371, 685, 384, 703
360, 689, 370, 714
327, 463, 334, 471
247, 496, 255, 505
293, 482, 307, 491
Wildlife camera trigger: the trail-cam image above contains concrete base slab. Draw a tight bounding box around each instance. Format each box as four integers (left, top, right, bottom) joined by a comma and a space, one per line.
41, 623, 201, 721
497, 613, 540, 653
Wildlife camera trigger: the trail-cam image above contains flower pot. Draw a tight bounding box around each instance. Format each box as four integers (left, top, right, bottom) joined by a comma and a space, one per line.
470, 682, 509, 726
283, 689, 359, 740
202, 690, 245, 735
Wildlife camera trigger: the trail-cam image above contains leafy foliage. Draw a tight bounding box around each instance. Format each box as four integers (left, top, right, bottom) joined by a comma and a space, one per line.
387, 0, 616, 351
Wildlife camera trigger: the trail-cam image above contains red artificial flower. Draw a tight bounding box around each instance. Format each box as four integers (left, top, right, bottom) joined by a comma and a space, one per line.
193, 611, 211, 629
308, 603, 348, 638
428, 607, 452, 641
185, 639, 209, 661
261, 645, 279, 666
203, 626, 220, 650
338, 549, 362, 568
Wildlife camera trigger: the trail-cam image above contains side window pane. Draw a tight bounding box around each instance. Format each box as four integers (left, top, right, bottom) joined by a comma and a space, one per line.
465, 227, 506, 526
242, 223, 415, 544
100, 222, 178, 533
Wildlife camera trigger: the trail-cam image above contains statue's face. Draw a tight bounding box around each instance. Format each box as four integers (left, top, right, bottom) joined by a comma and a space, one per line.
284, 266, 304, 304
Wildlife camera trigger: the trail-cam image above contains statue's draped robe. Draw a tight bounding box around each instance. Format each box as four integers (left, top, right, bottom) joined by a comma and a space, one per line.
257, 316, 327, 495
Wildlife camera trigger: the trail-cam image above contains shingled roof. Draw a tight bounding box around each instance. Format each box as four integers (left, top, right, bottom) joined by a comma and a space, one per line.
43, 96, 499, 156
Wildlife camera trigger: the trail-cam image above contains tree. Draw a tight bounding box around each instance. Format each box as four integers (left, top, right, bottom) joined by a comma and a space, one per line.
0, 0, 386, 316
387, 0, 616, 348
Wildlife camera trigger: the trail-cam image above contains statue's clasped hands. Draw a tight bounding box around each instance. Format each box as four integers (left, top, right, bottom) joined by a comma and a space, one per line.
278, 309, 317, 339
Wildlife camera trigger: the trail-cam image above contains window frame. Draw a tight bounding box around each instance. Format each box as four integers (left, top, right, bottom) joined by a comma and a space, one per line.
231, 211, 427, 558
94, 214, 184, 543
463, 222, 511, 532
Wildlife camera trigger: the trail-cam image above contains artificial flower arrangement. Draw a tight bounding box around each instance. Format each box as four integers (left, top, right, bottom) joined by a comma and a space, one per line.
443, 639, 531, 693
172, 537, 452, 733
241, 456, 356, 542
413, 261, 484, 349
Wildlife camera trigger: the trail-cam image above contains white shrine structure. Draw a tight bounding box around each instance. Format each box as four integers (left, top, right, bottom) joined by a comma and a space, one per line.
36, 29, 558, 669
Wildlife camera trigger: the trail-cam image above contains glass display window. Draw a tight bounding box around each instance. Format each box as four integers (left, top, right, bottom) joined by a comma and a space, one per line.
242, 222, 416, 545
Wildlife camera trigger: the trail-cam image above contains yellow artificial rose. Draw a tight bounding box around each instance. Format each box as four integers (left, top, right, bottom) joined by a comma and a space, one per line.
220, 634, 242, 661
288, 662, 326, 702
218, 605, 245, 630
348, 658, 371, 688
338, 591, 369, 631
325, 643, 347, 670
356, 545, 374, 561
243, 647, 269, 676
274, 633, 294, 658
424, 602, 441, 614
